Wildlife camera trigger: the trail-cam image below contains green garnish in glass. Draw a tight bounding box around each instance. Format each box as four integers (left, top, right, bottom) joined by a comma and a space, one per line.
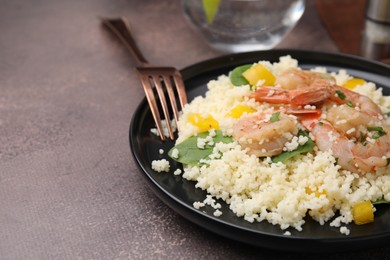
202, 0, 221, 24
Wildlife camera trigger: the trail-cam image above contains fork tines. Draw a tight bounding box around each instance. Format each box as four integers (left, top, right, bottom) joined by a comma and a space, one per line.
137, 67, 187, 141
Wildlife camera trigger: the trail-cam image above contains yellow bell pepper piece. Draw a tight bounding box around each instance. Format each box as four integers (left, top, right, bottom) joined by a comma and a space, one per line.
352, 200, 374, 225
242, 64, 275, 87
227, 105, 256, 119
188, 113, 219, 132
342, 78, 366, 90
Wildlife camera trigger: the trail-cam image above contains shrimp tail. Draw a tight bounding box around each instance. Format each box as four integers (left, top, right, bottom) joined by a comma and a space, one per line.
250, 86, 330, 106
250, 87, 291, 104
290, 86, 330, 105
286, 109, 322, 116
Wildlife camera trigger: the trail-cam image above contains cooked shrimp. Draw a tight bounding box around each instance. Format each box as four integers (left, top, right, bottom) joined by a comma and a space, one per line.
301, 119, 389, 172
249, 69, 389, 172
251, 78, 383, 120
326, 105, 381, 139
250, 85, 330, 106
232, 111, 298, 157
327, 85, 383, 117
323, 98, 390, 170
275, 68, 335, 90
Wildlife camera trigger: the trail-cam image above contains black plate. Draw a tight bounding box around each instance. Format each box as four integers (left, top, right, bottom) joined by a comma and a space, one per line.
130, 50, 390, 253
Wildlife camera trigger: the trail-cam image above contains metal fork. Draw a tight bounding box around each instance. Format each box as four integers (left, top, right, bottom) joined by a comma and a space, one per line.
102, 17, 187, 141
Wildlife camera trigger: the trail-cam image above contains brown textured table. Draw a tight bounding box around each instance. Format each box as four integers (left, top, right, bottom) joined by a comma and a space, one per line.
1, 0, 389, 259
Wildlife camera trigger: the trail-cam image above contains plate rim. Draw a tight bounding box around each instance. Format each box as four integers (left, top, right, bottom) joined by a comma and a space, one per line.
180, 49, 390, 79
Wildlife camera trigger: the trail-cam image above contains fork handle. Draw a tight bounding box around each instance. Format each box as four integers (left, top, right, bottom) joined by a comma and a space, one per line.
102, 17, 148, 66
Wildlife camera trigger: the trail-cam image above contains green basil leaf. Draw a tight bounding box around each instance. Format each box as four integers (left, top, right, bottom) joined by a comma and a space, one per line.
270, 112, 280, 123
372, 199, 390, 205
335, 90, 346, 100
271, 130, 314, 163
367, 126, 384, 132
168, 130, 233, 166
367, 126, 386, 139
372, 132, 384, 139
229, 64, 251, 86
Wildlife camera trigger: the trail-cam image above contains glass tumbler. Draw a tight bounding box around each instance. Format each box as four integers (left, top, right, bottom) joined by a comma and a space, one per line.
182, 0, 306, 53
